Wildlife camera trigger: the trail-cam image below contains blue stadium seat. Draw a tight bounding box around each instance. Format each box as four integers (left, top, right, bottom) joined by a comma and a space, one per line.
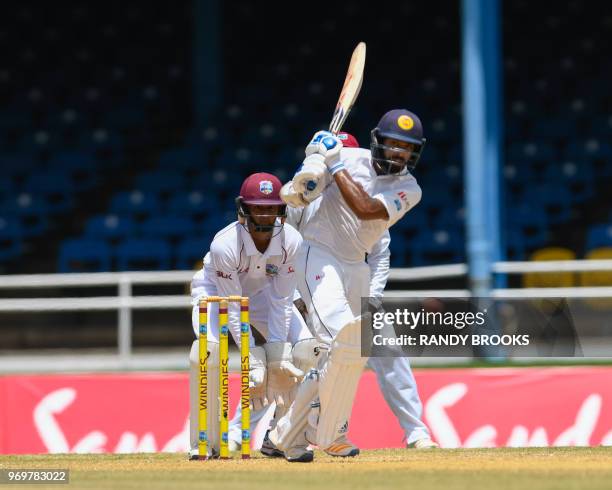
1, 153, 38, 179
158, 146, 204, 171
176, 237, 210, 269
24, 173, 75, 213
135, 170, 185, 194
503, 164, 537, 191
507, 204, 549, 247
0, 178, 14, 202
588, 115, 612, 139
531, 118, 574, 140
522, 185, 573, 224
58, 238, 112, 272
0, 216, 23, 261
566, 139, 612, 162
167, 191, 216, 217
48, 151, 99, 190
0, 193, 48, 237
109, 191, 160, 218
411, 228, 464, 266
217, 147, 265, 170
544, 161, 594, 203
586, 224, 612, 250
139, 215, 195, 240
84, 214, 135, 241
48, 150, 97, 170
103, 106, 146, 130
394, 207, 428, 233
77, 129, 123, 161
507, 142, 556, 163
115, 238, 172, 270
189, 170, 234, 193
505, 230, 527, 261
388, 233, 409, 267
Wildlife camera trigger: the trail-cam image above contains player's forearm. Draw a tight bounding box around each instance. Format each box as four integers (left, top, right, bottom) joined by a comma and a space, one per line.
333, 170, 389, 220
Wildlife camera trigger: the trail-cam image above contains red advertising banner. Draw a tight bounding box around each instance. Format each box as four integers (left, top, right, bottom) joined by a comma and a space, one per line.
1, 367, 611, 454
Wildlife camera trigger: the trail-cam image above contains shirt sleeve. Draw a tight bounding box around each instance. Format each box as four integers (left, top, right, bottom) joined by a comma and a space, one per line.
373, 180, 422, 226
285, 206, 305, 231
267, 230, 302, 342
367, 231, 390, 298
208, 240, 246, 346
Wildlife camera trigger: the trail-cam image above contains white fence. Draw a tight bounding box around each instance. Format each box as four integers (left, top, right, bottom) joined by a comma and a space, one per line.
1, 260, 612, 372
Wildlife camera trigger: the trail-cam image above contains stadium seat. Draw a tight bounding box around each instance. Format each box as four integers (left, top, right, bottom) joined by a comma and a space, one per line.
115, 238, 172, 270
0, 216, 23, 261
48, 150, 99, 190
586, 224, 612, 250
411, 228, 464, 266
167, 191, 216, 218
579, 247, 612, 310
135, 170, 185, 194
505, 230, 527, 261
522, 185, 573, 224
176, 237, 211, 270
1, 153, 38, 180
139, 215, 195, 240
544, 162, 594, 203
58, 238, 112, 272
0, 193, 48, 238
24, 173, 75, 213
522, 247, 576, 288
507, 204, 549, 247
158, 146, 204, 172
109, 191, 160, 218
84, 214, 135, 241
507, 142, 556, 163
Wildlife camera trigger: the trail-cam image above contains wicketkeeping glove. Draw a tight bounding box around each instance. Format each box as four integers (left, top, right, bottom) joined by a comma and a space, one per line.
264, 342, 304, 415
249, 346, 267, 410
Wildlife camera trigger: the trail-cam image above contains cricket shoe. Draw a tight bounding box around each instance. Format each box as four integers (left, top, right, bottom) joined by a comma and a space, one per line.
323, 435, 360, 457
284, 444, 314, 463
306, 423, 360, 457
407, 438, 439, 449
188, 448, 220, 460
260, 430, 285, 458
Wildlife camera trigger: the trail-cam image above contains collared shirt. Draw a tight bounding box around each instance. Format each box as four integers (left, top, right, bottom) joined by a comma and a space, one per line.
191, 221, 302, 343
287, 207, 391, 299
298, 147, 422, 262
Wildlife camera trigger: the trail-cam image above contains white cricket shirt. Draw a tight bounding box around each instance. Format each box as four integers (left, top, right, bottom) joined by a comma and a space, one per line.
191, 221, 302, 342
300, 147, 422, 262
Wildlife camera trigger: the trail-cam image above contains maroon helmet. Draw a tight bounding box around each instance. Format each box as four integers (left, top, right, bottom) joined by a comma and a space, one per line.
236, 172, 286, 232
239, 172, 284, 205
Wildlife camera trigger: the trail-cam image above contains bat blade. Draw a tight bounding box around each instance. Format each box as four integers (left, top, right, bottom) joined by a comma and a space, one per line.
328, 41, 366, 135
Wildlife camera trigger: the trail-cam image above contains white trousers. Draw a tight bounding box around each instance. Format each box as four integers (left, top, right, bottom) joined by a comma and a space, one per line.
367, 356, 430, 444
297, 242, 370, 344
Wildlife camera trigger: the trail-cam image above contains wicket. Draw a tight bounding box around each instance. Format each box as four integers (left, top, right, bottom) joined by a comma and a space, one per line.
198, 296, 250, 460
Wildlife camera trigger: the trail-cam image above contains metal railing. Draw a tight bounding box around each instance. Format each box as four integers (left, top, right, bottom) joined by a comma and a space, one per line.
1, 259, 612, 371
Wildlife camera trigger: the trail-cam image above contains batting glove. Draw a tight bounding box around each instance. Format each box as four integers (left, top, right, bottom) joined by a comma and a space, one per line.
305, 130, 345, 175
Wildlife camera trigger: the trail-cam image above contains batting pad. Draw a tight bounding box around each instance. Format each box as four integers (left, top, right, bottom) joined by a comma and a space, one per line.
269, 369, 319, 451
189, 339, 220, 457
316, 317, 368, 448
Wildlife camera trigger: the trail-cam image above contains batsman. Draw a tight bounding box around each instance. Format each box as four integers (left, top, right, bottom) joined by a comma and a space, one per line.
270, 109, 426, 461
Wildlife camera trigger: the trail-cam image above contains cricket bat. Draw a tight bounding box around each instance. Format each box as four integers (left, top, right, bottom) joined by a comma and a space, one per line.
328, 41, 366, 135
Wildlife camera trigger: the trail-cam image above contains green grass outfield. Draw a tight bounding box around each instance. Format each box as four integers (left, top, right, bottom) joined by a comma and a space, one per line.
1, 448, 611, 490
